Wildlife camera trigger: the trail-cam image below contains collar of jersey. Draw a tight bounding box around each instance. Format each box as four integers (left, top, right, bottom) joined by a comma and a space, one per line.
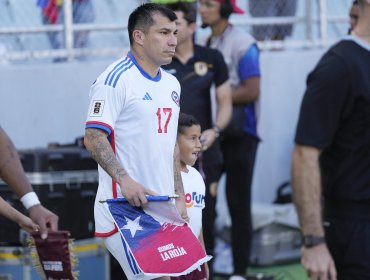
127, 51, 162, 82
344, 35, 370, 52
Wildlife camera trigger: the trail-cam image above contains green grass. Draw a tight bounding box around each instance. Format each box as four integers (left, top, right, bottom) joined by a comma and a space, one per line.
249, 262, 309, 280
215, 262, 309, 280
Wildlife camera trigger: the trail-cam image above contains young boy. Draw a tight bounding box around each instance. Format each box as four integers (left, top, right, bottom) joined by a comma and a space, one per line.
0, 196, 39, 233
173, 112, 208, 280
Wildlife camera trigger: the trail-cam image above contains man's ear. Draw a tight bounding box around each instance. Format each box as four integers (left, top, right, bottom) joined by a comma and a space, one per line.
132, 30, 145, 46
189, 22, 197, 35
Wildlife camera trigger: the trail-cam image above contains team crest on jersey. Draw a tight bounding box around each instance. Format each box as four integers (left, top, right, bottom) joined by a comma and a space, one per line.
194, 61, 208, 76
171, 91, 180, 107
185, 192, 205, 208
89, 100, 105, 117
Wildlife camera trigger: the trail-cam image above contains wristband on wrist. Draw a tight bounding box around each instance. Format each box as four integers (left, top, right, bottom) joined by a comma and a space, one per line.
20, 192, 41, 210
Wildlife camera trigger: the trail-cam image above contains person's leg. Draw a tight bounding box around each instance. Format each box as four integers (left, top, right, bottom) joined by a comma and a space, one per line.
201, 164, 222, 280
248, 0, 275, 40
222, 136, 258, 276
42, 10, 62, 50
275, 0, 297, 40
72, 0, 95, 49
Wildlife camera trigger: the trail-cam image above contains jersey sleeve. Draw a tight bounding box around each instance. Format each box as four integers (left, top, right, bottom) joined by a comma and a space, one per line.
85, 80, 126, 135
238, 43, 261, 81
295, 51, 350, 149
212, 48, 229, 87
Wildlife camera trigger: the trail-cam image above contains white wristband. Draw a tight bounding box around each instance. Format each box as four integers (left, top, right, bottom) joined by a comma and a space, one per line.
20, 192, 41, 210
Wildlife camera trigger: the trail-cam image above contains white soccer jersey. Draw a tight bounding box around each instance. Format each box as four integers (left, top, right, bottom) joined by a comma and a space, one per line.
86, 52, 181, 236
182, 166, 205, 237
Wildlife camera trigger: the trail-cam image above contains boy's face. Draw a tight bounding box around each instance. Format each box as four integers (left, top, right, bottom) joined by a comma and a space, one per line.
178, 124, 202, 167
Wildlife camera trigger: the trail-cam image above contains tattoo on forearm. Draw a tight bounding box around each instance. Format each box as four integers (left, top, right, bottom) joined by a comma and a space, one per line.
86, 129, 127, 182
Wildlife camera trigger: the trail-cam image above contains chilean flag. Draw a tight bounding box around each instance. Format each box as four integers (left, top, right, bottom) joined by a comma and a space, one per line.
107, 198, 211, 278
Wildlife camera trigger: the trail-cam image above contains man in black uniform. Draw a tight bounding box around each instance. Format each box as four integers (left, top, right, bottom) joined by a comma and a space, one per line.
292, 0, 370, 279
162, 2, 232, 277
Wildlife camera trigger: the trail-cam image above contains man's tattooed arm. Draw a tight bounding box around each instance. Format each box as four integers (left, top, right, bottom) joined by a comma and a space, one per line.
84, 128, 127, 183
84, 128, 151, 206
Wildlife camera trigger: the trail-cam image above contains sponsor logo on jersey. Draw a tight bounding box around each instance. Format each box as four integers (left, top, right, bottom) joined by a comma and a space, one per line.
142, 92, 152, 100
89, 100, 105, 117
171, 91, 180, 107
185, 192, 205, 208
194, 61, 208, 76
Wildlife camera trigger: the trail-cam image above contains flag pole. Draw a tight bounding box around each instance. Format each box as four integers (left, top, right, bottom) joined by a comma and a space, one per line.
99, 195, 179, 203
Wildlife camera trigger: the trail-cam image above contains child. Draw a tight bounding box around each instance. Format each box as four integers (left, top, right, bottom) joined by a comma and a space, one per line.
172, 112, 208, 280
0, 196, 39, 233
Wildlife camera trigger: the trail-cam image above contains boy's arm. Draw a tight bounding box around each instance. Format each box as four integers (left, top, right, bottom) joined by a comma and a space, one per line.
173, 143, 189, 222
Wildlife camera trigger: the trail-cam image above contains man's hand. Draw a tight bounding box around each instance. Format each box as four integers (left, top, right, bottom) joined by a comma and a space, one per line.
28, 204, 58, 239
119, 175, 157, 207
301, 244, 337, 280
200, 129, 217, 151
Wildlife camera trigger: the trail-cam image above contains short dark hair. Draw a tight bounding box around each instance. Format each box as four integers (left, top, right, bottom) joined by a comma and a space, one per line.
164, 1, 197, 24
178, 112, 200, 135
128, 3, 177, 46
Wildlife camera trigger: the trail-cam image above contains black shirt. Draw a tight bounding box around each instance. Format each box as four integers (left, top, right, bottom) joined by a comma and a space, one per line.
163, 44, 229, 165
295, 38, 370, 202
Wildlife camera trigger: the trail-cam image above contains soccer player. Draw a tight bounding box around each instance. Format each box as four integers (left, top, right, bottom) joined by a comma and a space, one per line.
84, 3, 186, 280
171, 112, 208, 280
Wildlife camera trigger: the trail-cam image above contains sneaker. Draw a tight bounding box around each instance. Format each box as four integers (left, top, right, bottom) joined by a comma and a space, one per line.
229, 275, 247, 280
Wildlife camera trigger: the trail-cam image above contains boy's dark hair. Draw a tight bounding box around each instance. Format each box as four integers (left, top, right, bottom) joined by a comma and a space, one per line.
178, 112, 200, 135
164, 1, 197, 24
128, 3, 177, 45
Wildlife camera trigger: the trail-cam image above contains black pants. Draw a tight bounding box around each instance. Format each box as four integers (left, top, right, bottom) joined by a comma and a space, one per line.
200, 163, 222, 280
221, 134, 258, 275
324, 201, 370, 280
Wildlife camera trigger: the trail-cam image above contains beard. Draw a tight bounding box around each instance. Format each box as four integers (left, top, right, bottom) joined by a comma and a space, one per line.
201, 23, 209, 29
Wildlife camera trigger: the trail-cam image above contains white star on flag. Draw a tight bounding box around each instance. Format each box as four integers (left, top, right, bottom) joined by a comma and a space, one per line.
121, 215, 143, 238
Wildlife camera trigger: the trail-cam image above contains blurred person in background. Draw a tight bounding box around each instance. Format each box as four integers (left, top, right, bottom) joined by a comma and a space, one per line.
37, 0, 95, 61
349, 0, 360, 32
0, 127, 58, 239
249, 0, 297, 41
292, 0, 370, 279
199, 0, 261, 279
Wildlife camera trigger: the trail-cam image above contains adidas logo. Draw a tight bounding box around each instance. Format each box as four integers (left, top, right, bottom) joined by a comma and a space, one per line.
142, 92, 152, 100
